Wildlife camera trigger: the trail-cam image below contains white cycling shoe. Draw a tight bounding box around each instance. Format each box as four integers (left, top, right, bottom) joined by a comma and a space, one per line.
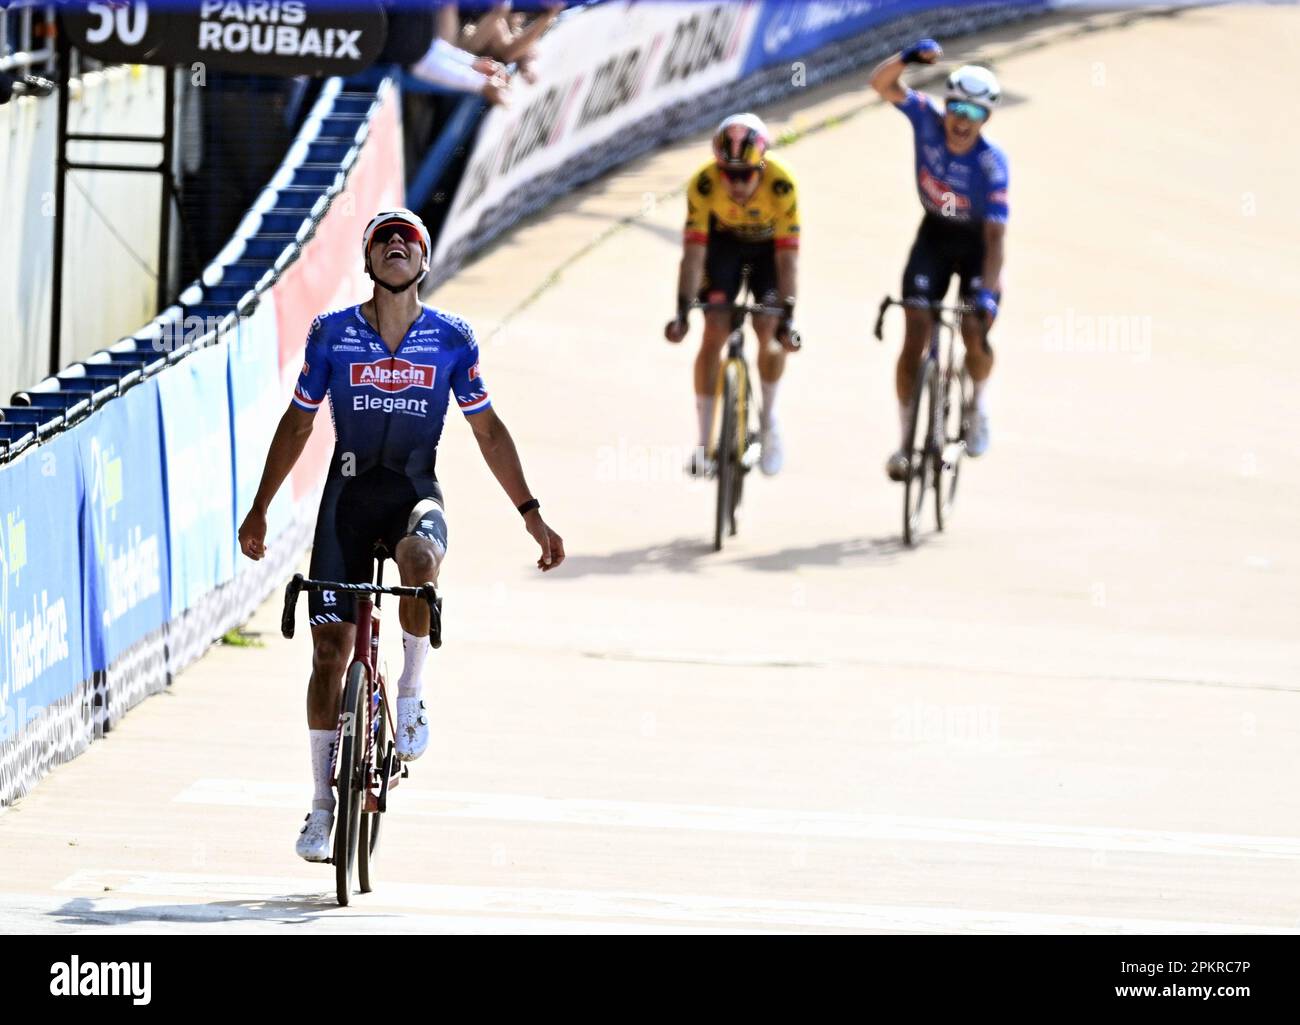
295, 808, 334, 863
965, 406, 991, 457
759, 423, 784, 476
395, 696, 429, 762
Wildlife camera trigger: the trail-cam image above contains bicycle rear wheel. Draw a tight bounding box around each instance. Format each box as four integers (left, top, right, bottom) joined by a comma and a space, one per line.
935, 361, 972, 531
334, 662, 367, 906
358, 689, 387, 894
903, 359, 936, 547
714, 365, 738, 552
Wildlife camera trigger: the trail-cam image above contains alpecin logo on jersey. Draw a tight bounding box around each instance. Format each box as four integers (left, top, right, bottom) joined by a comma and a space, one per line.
350, 358, 436, 393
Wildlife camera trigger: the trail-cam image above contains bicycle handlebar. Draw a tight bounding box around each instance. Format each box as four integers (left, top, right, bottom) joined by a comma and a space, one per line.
280, 573, 440, 642
687, 300, 802, 350
873, 295, 990, 355
689, 300, 788, 318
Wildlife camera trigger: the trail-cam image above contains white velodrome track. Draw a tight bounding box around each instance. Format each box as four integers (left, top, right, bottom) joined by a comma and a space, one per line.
3, 5, 1299, 935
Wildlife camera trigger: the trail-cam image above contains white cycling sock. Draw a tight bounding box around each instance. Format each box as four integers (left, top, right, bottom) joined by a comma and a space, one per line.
397, 629, 429, 699
899, 402, 912, 450
310, 730, 335, 811
972, 377, 990, 414
695, 394, 715, 449
761, 380, 779, 430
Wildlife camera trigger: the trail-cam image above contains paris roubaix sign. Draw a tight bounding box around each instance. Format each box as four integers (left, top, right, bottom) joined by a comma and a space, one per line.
60, 1, 388, 76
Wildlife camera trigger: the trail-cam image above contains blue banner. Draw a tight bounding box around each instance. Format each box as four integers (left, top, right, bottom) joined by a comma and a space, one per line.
744, 0, 1044, 75
228, 297, 293, 549
0, 432, 87, 741
78, 379, 170, 670
159, 343, 237, 618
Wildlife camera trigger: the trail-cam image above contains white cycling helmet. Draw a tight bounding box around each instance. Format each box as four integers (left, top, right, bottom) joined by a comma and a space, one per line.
361, 208, 431, 262
362, 208, 431, 292
945, 65, 1001, 112
712, 112, 771, 169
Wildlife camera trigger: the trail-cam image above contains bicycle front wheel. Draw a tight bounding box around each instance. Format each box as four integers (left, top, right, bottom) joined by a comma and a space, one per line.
714, 364, 738, 552
903, 359, 936, 547
935, 361, 972, 531
358, 687, 387, 894
334, 662, 367, 906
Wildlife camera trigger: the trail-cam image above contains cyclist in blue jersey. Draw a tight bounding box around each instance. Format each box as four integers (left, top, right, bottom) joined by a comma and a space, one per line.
870, 39, 1008, 480
237, 208, 564, 862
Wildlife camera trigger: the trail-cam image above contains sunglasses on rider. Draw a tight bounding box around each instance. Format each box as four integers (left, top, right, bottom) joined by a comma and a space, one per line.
946, 100, 989, 123
720, 166, 759, 183
369, 221, 424, 249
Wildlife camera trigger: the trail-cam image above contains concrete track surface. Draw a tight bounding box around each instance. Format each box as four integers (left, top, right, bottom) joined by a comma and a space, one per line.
2, 5, 1297, 934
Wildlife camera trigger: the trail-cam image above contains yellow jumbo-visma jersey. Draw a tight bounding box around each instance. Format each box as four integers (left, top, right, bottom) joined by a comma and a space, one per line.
684, 156, 800, 248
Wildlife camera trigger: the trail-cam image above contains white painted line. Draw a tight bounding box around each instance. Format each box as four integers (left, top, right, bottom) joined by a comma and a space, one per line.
174, 779, 1300, 862
47, 870, 1297, 935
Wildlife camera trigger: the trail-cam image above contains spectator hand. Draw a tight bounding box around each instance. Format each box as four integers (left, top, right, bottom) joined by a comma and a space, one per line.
483, 73, 511, 107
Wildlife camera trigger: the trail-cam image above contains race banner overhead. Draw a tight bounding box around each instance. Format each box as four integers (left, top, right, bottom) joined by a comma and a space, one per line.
61, 1, 388, 76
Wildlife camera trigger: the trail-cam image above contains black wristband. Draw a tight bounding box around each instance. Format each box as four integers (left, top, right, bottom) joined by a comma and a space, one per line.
676, 295, 691, 321
517, 498, 540, 516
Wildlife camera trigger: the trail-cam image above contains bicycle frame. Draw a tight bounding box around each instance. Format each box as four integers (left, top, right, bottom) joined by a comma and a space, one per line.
344, 576, 393, 815
694, 297, 783, 466
281, 567, 442, 814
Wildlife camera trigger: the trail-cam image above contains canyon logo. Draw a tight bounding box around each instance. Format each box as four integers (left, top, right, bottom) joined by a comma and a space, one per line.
350, 359, 436, 394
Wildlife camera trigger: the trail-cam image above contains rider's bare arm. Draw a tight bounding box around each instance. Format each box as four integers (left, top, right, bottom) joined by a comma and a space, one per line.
676, 242, 707, 308
871, 39, 941, 102
982, 220, 1005, 294
466, 406, 565, 570
775, 249, 798, 306
869, 53, 910, 104
238, 403, 315, 559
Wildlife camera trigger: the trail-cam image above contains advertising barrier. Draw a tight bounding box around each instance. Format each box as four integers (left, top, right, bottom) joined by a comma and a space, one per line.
158, 342, 237, 618
0, 430, 86, 744
431, 0, 762, 279
0, 79, 404, 805
742, 0, 1045, 74
78, 379, 170, 672
429, 0, 1046, 286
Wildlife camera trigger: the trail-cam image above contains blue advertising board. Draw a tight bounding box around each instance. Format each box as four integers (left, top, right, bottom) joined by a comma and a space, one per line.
77, 378, 170, 670
227, 297, 293, 549
0, 431, 87, 741
743, 0, 1045, 75
158, 342, 237, 618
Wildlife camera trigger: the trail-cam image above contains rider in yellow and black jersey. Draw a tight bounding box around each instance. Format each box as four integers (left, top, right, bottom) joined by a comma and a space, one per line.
665, 114, 800, 478
683, 155, 801, 249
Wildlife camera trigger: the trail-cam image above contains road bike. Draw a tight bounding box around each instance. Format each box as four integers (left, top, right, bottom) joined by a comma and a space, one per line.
692, 297, 797, 551
874, 296, 985, 546
281, 547, 441, 906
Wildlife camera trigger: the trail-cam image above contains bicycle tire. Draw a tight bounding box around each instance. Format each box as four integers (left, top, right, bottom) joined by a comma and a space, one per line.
714, 365, 738, 552
903, 358, 936, 547
730, 367, 753, 538
935, 361, 972, 531
358, 691, 386, 893
334, 662, 367, 906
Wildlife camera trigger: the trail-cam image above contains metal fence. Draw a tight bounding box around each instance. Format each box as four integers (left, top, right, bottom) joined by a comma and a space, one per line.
0, 1, 54, 76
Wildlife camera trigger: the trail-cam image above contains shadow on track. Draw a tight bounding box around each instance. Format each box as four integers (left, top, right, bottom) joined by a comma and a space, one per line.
556, 534, 917, 578
47, 895, 391, 929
